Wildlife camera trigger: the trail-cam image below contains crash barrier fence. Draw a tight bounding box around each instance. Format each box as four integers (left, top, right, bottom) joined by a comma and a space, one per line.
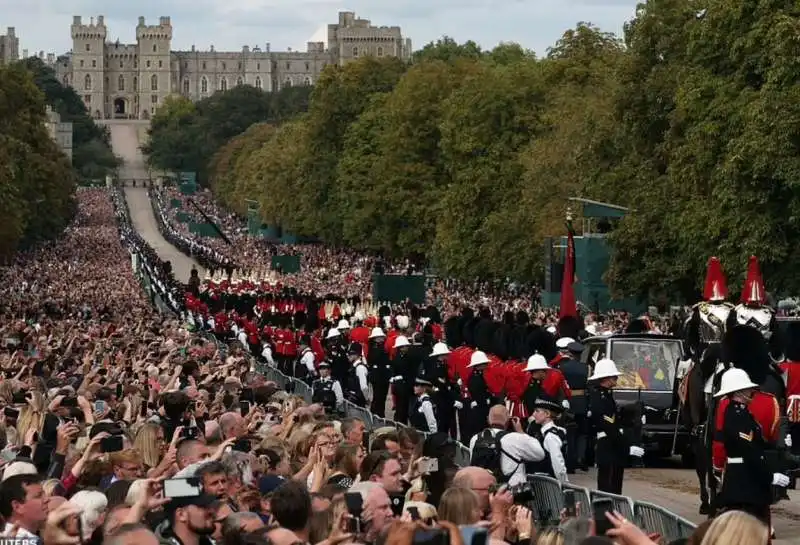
193, 329, 696, 540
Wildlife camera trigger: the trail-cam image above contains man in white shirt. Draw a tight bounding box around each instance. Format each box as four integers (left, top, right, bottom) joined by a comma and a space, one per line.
469, 405, 545, 486
0, 474, 47, 537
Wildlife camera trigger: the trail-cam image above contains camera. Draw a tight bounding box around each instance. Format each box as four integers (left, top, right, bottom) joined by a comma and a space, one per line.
508, 483, 534, 505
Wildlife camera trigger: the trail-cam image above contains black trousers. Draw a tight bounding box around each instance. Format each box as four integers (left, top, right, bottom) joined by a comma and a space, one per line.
371, 380, 389, 418
597, 464, 625, 495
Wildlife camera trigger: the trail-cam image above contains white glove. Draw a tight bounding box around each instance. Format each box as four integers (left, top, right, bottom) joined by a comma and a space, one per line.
586, 411, 592, 418
562, 399, 570, 409
390, 375, 402, 383
629, 446, 645, 457
773, 473, 790, 487
470, 401, 478, 409
786, 435, 793, 448
454, 401, 463, 410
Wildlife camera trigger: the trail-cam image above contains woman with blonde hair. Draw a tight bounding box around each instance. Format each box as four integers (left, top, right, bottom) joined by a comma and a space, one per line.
16, 391, 46, 448
700, 510, 768, 545
326, 444, 364, 488
438, 487, 482, 526
133, 422, 166, 470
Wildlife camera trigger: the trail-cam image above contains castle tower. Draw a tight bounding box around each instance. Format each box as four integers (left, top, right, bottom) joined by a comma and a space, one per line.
70, 16, 107, 118
136, 16, 172, 120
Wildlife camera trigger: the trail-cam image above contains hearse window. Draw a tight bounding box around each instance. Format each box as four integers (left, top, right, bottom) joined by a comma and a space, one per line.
582, 342, 606, 366
610, 339, 681, 391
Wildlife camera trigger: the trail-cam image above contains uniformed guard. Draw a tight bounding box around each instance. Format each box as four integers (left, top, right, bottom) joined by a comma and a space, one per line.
713, 368, 790, 526
522, 354, 550, 431
589, 358, 644, 494
561, 340, 590, 472
312, 361, 343, 415
410, 370, 438, 433
325, 327, 349, 385
390, 335, 416, 424
727, 256, 782, 360
529, 395, 569, 483
346, 343, 370, 408
464, 351, 495, 444
294, 337, 316, 384
367, 326, 392, 418
429, 342, 457, 437
780, 320, 800, 454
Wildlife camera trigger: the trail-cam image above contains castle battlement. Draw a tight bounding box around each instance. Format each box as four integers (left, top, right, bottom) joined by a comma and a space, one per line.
136, 16, 172, 41
71, 16, 107, 40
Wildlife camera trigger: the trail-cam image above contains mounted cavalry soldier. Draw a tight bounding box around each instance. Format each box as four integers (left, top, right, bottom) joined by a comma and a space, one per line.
685, 257, 734, 367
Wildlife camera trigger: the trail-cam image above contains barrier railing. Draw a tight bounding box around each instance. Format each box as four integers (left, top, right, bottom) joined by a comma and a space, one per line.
590, 489, 635, 520
634, 501, 698, 543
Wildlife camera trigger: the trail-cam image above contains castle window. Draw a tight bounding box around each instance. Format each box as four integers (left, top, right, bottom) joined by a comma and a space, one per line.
84, 74, 92, 90
104, 77, 109, 88
63, 75, 69, 85
255, 76, 262, 89
134, 60, 138, 68
183, 78, 189, 94
146, 60, 151, 68
152, 44, 157, 53
220, 78, 227, 91
80, 60, 85, 67
285, 62, 290, 70
257, 63, 260, 70
119, 60, 123, 68
304, 77, 312, 86
84, 95, 90, 103
201, 77, 208, 93
352, 47, 358, 57
305, 62, 310, 70
238, 62, 241, 70
184, 62, 188, 69
202, 61, 206, 69
222, 62, 226, 70
118, 75, 125, 91
133, 77, 138, 90
85, 43, 90, 51
150, 74, 158, 91
159, 60, 163, 67
151, 94, 158, 104
377, 46, 384, 57
284, 77, 292, 88
236, 77, 243, 86
92, 60, 97, 67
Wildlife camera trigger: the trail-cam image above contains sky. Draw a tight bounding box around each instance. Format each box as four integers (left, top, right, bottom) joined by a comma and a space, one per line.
4, 0, 639, 58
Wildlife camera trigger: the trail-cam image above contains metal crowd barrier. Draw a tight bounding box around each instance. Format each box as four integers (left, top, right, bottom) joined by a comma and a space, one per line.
191, 326, 696, 538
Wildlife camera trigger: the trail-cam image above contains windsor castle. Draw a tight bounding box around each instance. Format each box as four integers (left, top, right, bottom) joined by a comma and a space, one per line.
55, 12, 412, 120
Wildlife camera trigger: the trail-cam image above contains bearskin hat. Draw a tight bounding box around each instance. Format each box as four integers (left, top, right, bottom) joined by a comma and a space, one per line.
410, 305, 422, 322
783, 321, 800, 362
722, 325, 771, 385
516, 310, 530, 326
378, 304, 392, 318
502, 311, 515, 326
478, 307, 492, 320
492, 321, 513, 360
474, 318, 495, 354
625, 317, 651, 334
557, 316, 582, 340
425, 305, 442, 324
293, 310, 306, 329
444, 316, 462, 347
463, 317, 480, 348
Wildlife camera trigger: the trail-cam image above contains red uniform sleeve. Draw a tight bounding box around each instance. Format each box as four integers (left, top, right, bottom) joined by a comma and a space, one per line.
712, 397, 730, 470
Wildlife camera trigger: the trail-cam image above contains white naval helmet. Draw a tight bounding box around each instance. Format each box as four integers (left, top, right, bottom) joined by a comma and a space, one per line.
589, 358, 621, 381
715, 368, 759, 398
394, 335, 410, 348
337, 319, 351, 330
431, 342, 450, 357
555, 337, 576, 350
468, 350, 491, 368
524, 354, 549, 372
369, 327, 386, 339
326, 328, 341, 340
396, 315, 410, 329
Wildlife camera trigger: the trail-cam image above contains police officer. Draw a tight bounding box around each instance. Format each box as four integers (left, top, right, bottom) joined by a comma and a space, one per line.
346, 343, 370, 408
294, 337, 316, 384
325, 327, 349, 385
561, 340, 590, 472
367, 326, 392, 417
528, 395, 568, 483
589, 358, 644, 494
714, 368, 790, 525
312, 361, 344, 415
410, 371, 438, 433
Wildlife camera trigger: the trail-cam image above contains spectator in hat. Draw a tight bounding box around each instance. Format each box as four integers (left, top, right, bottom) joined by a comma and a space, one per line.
528, 396, 568, 483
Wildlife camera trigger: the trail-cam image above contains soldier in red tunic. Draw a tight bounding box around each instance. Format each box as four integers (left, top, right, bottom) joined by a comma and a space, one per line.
780, 321, 800, 454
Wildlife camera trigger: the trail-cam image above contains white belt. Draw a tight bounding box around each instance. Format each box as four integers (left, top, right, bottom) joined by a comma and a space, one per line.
727, 457, 743, 464
597, 432, 607, 439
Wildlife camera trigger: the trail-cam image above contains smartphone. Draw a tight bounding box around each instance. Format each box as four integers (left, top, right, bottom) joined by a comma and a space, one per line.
407, 506, 420, 521
344, 492, 363, 534
232, 438, 250, 453
164, 478, 202, 498
100, 435, 124, 453
3, 407, 19, 419
182, 426, 200, 440
592, 498, 615, 537
419, 457, 439, 474
239, 400, 251, 416
563, 489, 576, 517
94, 400, 107, 413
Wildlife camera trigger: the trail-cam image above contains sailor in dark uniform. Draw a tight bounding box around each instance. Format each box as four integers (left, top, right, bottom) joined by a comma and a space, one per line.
529, 395, 569, 483
714, 367, 790, 526
410, 370, 438, 433
429, 342, 457, 437
465, 350, 494, 443
589, 358, 644, 494
367, 326, 391, 418
561, 340, 590, 472
312, 361, 344, 415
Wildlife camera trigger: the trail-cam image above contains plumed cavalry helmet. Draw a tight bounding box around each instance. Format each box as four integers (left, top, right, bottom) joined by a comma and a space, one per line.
703, 256, 729, 302
741, 255, 767, 306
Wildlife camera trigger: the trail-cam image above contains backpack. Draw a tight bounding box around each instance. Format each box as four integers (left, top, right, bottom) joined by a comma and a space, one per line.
470, 428, 521, 482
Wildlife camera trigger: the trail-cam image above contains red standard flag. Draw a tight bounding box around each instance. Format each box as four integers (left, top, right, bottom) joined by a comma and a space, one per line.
559, 221, 578, 318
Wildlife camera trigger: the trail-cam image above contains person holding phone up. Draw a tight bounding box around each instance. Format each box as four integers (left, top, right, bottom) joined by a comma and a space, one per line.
589, 359, 643, 494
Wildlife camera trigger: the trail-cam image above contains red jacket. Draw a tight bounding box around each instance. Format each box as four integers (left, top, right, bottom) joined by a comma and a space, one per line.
350, 326, 370, 357
542, 368, 572, 399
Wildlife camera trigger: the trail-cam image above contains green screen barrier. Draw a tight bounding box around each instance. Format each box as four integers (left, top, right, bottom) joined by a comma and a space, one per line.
271, 255, 301, 274
372, 274, 426, 304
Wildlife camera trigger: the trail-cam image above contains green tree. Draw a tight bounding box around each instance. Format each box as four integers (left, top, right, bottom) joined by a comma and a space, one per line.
413, 37, 483, 64
0, 63, 77, 257
19, 57, 119, 181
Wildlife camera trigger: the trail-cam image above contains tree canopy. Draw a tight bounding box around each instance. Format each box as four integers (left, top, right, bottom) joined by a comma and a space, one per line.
19, 57, 119, 181
198, 1, 800, 300
144, 84, 313, 184
0, 63, 77, 258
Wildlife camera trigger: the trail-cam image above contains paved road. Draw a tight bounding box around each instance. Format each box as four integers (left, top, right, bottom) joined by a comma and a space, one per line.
101, 120, 152, 180
124, 187, 201, 283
